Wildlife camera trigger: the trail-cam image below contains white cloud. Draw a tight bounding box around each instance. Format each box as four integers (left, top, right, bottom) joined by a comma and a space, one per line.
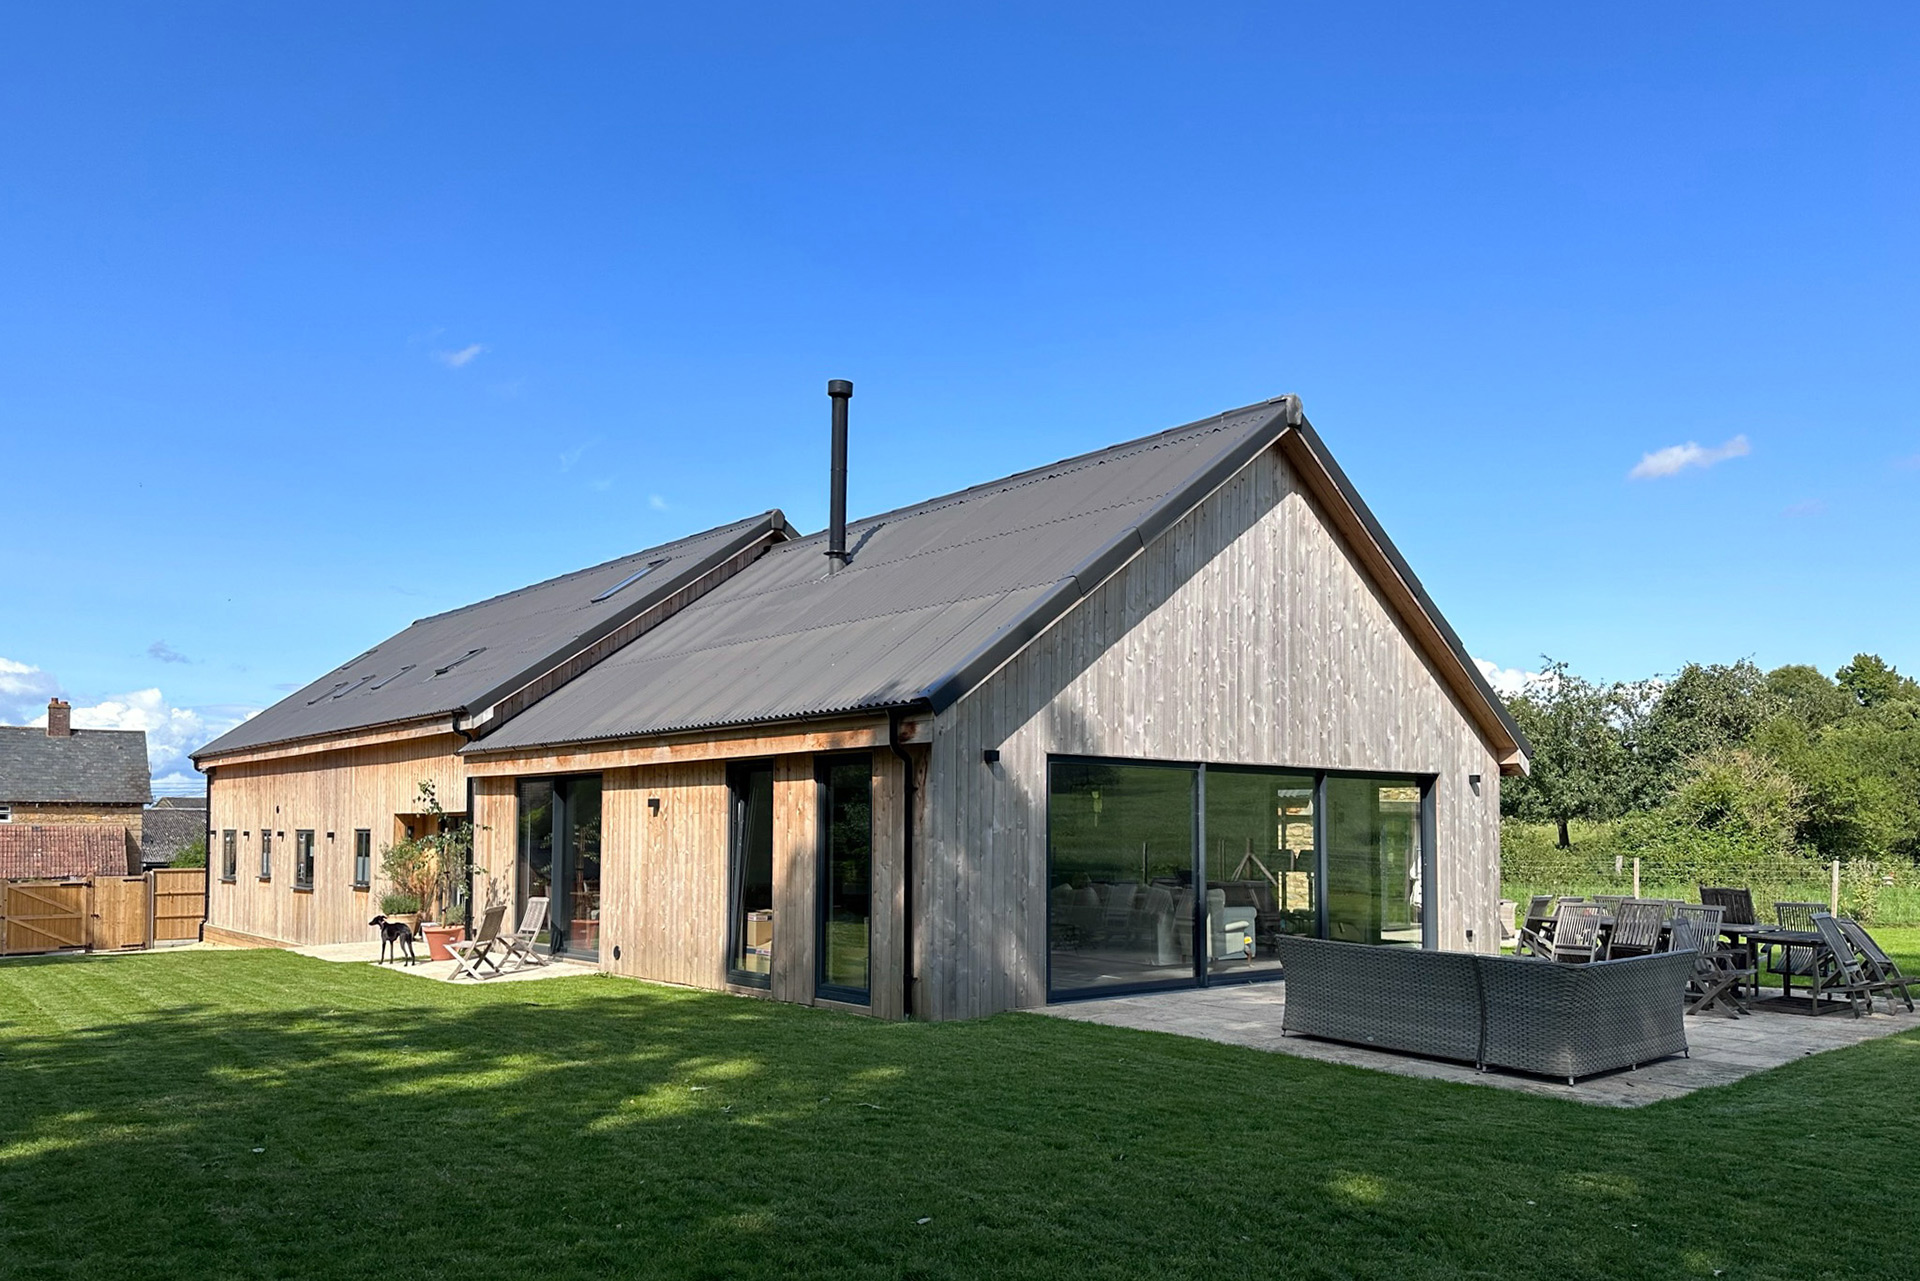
4, 658, 257, 796
148, 640, 191, 664
648, 494, 669, 511
435, 343, 486, 368
1629, 434, 1750, 479
558, 440, 594, 472
1475, 658, 1544, 699
0, 657, 62, 725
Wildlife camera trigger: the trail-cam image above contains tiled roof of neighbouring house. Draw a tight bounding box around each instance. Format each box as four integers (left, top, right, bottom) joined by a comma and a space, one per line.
0, 825, 137, 878
141, 805, 206, 867
0, 727, 151, 805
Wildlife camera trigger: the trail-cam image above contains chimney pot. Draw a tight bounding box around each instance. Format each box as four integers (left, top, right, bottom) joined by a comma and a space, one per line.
46, 698, 72, 737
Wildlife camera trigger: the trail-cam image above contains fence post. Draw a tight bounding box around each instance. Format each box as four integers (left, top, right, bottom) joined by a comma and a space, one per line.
1830, 860, 1840, 916
1632, 857, 1641, 898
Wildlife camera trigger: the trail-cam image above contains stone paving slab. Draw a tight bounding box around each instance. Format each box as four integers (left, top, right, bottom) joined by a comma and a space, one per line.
1033, 983, 1918, 1107
290, 939, 597, 984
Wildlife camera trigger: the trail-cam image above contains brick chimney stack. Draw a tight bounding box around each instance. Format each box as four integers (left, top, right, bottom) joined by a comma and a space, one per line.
46, 698, 72, 737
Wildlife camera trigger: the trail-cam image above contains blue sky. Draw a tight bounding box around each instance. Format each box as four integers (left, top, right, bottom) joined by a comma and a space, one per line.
3, 4, 1916, 791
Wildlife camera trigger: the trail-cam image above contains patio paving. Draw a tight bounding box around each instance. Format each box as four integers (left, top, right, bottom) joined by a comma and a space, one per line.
1033, 982, 1919, 1107
289, 939, 597, 984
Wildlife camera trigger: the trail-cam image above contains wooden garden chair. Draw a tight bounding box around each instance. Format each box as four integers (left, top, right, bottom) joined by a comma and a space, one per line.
447, 903, 509, 981
497, 896, 552, 970
1604, 899, 1666, 960
1516, 895, 1557, 957
1838, 918, 1919, 1013
1547, 903, 1603, 964
1671, 904, 1745, 1015
1811, 914, 1875, 1017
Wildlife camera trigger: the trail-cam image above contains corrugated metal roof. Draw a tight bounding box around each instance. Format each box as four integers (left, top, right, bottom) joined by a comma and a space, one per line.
0, 727, 152, 805
195, 512, 793, 759
469, 400, 1298, 751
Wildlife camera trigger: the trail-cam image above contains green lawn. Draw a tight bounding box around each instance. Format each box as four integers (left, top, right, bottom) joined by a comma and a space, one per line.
3, 951, 1917, 1280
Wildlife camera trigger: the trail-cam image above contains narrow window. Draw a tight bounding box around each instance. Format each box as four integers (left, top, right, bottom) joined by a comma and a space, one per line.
294, 830, 315, 890
259, 829, 273, 880
353, 830, 371, 887
816, 754, 873, 1005
221, 830, 237, 881
725, 762, 775, 988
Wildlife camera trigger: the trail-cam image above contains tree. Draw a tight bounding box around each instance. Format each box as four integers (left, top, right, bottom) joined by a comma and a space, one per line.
1834, 653, 1920, 709
1626, 660, 1777, 806
170, 835, 208, 869
1764, 664, 1852, 731
1500, 660, 1629, 848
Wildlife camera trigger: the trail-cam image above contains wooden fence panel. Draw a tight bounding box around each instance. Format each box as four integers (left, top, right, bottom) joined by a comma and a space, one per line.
151, 869, 207, 942
91, 876, 150, 951
2, 881, 89, 954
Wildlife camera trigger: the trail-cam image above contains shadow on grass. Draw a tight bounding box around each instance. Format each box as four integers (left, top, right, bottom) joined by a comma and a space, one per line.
2, 949, 1917, 1281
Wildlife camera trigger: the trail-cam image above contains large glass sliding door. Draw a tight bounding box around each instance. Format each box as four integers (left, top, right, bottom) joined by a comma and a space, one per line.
516, 775, 602, 961
1048, 756, 1432, 1001
1046, 760, 1196, 995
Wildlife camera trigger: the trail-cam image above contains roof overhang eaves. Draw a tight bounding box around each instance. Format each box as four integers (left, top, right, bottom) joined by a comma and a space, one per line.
457, 699, 932, 759
191, 712, 460, 767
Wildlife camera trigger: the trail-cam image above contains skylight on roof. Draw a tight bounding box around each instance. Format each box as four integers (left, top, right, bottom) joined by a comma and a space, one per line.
369, 665, 415, 690
429, 648, 487, 679
306, 681, 350, 705
590, 558, 670, 604
331, 675, 377, 700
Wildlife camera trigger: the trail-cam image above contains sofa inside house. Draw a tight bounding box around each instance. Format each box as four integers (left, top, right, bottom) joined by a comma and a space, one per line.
1051, 880, 1263, 965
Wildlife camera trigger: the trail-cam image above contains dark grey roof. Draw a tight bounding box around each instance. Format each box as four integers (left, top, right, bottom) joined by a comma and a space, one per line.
0, 727, 152, 805
141, 805, 205, 866
149, 794, 207, 810
195, 512, 793, 759
469, 399, 1302, 751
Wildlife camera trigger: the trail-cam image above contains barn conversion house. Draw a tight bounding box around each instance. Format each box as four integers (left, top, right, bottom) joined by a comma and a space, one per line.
193, 393, 1529, 1021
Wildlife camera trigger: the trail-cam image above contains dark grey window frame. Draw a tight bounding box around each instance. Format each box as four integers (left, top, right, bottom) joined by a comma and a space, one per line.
221, 829, 237, 882
293, 830, 315, 891
352, 829, 372, 888
258, 829, 273, 881
1045, 753, 1436, 1004
724, 759, 776, 990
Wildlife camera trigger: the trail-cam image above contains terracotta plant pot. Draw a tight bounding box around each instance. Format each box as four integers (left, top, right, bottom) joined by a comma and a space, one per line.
421, 923, 466, 961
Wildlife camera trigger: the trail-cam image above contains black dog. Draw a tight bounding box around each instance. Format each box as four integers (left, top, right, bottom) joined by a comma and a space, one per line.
369, 915, 418, 966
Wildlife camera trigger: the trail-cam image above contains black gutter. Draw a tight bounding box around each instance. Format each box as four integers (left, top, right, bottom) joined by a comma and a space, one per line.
200, 766, 212, 942
921, 397, 1301, 713
886, 707, 918, 1019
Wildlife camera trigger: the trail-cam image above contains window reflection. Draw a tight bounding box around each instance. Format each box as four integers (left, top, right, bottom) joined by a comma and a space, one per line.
1325, 776, 1423, 947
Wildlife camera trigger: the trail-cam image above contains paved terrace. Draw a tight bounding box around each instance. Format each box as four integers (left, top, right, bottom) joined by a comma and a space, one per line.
1034, 983, 1919, 1107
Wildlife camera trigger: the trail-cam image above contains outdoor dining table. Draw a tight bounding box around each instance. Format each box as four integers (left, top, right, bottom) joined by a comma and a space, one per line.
1713, 923, 1847, 1014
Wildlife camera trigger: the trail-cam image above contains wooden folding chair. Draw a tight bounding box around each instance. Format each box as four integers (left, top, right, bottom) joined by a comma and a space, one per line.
1548, 903, 1603, 964
447, 903, 509, 981
1516, 895, 1557, 958
1839, 918, 1919, 1013
1811, 913, 1874, 1017
497, 896, 552, 970
1605, 899, 1666, 960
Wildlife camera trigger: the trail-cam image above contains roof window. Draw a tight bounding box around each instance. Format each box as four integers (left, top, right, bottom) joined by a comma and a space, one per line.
429, 648, 487, 679
306, 681, 350, 705
331, 675, 378, 700
590, 558, 669, 604
369, 665, 416, 690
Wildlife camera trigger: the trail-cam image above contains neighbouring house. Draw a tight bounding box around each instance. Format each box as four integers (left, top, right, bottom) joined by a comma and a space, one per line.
193, 394, 1529, 1020
141, 795, 209, 870
1, 700, 151, 877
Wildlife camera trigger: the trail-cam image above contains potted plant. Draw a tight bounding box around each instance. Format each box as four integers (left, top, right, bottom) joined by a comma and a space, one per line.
421, 899, 468, 961
379, 891, 423, 940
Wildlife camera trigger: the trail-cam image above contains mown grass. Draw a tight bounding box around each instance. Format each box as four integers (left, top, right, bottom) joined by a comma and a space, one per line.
2, 950, 1916, 1281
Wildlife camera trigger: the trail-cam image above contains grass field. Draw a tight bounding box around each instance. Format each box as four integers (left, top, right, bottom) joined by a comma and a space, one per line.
3, 948, 1917, 1280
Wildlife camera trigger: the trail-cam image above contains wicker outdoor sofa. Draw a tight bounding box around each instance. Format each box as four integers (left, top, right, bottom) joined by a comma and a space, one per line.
1271, 936, 1695, 1083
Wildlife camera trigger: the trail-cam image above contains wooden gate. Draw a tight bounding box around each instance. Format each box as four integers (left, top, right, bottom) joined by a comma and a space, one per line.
91, 876, 151, 951
151, 868, 207, 943
2, 881, 89, 955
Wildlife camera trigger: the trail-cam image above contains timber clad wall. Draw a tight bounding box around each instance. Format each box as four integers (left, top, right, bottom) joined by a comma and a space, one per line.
207, 733, 467, 945
472, 751, 912, 1018
919, 444, 1501, 1022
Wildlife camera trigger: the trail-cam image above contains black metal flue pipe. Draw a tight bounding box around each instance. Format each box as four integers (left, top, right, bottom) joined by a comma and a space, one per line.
826, 379, 852, 567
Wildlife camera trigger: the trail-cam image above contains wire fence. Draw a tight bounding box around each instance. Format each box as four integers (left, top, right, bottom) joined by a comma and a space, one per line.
1500, 848, 1920, 925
